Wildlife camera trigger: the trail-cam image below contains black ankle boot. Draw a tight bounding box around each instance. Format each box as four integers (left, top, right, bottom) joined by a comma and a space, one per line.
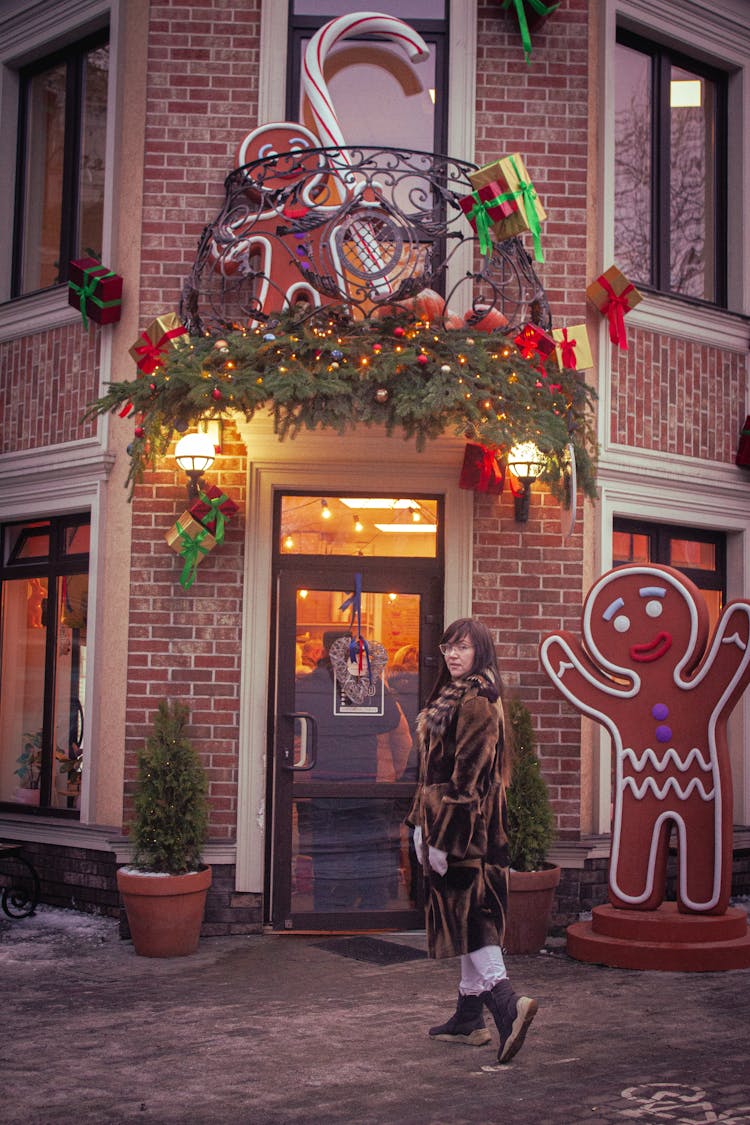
428, 993, 492, 1046
481, 979, 538, 1063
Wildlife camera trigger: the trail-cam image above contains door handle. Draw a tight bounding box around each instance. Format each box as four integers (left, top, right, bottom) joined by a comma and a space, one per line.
281, 711, 318, 771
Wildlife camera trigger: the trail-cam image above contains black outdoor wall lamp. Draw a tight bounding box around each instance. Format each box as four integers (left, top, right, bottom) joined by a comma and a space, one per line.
507, 441, 545, 523
174, 431, 216, 500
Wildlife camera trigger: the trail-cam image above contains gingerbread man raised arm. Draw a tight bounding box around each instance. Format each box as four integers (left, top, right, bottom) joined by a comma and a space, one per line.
540, 564, 750, 915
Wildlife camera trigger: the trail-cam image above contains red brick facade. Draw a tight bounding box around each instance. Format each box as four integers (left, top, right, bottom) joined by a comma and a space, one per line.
2, 0, 749, 932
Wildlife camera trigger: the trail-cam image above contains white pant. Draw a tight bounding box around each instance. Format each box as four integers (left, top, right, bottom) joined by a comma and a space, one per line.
459, 944, 507, 995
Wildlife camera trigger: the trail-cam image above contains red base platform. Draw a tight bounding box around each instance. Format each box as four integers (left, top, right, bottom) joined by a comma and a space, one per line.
566, 903, 750, 971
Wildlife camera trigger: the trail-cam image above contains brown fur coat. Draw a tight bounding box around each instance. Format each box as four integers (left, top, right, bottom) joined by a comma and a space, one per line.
407, 673, 510, 959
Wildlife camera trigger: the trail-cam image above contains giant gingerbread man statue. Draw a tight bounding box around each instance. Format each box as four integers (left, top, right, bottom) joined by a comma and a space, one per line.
540, 564, 750, 916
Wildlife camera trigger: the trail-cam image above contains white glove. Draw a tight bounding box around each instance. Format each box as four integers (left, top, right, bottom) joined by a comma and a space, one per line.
428, 846, 448, 876
413, 825, 424, 864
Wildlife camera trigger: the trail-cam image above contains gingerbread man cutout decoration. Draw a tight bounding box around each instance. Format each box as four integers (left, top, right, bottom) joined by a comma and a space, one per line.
540, 564, 750, 915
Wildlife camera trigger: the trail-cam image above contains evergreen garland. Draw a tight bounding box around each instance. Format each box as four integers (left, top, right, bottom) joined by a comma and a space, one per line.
506, 698, 555, 872
131, 699, 209, 874
85, 310, 598, 500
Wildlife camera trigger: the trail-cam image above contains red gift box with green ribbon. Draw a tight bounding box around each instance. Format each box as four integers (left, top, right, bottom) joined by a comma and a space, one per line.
458, 182, 518, 256
68, 258, 123, 328
188, 486, 239, 546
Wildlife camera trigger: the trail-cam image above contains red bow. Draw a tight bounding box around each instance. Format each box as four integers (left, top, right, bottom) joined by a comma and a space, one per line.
558, 328, 578, 368
599, 277, 634, 350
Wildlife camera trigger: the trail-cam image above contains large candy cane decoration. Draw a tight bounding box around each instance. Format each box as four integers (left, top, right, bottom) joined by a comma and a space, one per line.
302, 12, 430, 294
303, 12, 429, 151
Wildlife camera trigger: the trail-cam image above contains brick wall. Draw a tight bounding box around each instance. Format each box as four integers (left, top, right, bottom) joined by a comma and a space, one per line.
0, 323, 99, 454
610, 327, 746, 462
123, 425, 246, 841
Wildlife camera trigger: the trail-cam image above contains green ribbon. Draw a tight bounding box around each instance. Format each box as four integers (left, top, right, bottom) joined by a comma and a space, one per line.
68, 264, 119, 330
467, 191, 500, 256
501, 0, 560, 65
177, 524, 213, 590
196, 490, 229, 546
506, 155, 544, 262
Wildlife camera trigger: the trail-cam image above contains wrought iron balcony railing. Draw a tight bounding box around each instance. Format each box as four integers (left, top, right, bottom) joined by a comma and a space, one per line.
181, 145, 550, 337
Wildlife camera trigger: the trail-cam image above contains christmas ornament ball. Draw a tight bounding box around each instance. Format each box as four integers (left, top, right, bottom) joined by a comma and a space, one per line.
212, 386, 223, 400
174, 419, 188, 433
263, 332, 276, 341
331, 348, 343, 360
440, 365, 451, 374
417, 354, 429, 366
375, 387, 389, 403
134, 425, 145, 439
393, 326, 405, 338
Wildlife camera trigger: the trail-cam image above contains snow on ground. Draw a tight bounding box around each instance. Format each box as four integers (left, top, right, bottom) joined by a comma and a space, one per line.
0, 902, 119, 960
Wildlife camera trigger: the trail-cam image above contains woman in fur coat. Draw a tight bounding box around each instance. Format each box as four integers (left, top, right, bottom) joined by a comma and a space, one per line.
407, 618, 538, 1065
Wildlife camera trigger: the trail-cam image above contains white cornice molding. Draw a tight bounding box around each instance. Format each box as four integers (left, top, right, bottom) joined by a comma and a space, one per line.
0, 286, 81, 342
0, 439, 115, 517
627, 293, 750, 353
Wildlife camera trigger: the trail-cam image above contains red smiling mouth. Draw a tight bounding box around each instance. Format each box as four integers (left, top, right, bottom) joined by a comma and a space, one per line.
630, 632, 672, 662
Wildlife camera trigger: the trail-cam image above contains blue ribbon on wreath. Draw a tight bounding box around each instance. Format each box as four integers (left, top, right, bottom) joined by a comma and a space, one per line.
339, 572, 372, 683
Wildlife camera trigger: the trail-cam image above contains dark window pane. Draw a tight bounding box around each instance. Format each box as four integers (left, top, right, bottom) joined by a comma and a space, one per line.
669, 63, 715, 300
614, 42, 652, 287
298, 37, 436, 151
77, 44, 109, 261
294, 1, 445, 15
20, 63, 66, 292
669, 538, 716, 570
5, 522, 51, 564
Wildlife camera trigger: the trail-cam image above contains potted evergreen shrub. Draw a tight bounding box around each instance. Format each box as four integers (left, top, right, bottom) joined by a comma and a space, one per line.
504, 698, 560, 954
116, 699, 211, 957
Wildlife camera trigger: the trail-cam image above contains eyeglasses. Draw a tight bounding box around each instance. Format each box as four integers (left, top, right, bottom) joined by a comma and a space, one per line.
439, 642, 474, 655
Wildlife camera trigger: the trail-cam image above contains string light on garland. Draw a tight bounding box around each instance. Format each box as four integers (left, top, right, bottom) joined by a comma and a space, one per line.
83, 309, 597, 500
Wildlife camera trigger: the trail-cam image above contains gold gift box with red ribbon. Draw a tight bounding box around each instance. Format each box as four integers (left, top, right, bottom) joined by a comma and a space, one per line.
129, 313, 188, 375
552, 324, 594, 371
586, 265, 643, 350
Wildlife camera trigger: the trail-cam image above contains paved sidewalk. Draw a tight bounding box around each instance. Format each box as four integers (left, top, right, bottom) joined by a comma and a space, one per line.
2, 905, 750, 1124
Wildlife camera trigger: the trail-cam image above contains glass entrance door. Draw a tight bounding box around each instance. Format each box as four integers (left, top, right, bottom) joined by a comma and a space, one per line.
269, 545, 443, 930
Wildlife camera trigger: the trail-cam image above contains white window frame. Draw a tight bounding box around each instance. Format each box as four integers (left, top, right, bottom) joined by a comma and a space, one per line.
0, 0, 121, 340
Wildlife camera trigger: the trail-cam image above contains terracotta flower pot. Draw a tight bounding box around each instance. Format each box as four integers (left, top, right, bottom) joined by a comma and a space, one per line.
116, 865, 212, 958
504, 864, 561, 955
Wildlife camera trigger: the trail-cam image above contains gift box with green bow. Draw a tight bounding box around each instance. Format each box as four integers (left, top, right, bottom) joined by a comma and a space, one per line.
458, 181, 518, 256
68, 258, 123, 328
165, 512, 217, 591
468, 153, 547, 262
188, 486, 239, 546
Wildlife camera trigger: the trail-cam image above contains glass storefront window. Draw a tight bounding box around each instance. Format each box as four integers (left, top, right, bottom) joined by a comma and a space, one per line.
0, 515, 89, 813
280, 495, 439, 557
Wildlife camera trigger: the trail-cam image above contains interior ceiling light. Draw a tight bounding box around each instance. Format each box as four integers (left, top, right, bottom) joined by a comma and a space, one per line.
339, 498, 418, 509
374, 523, 437, 533
320, 499, 332, 519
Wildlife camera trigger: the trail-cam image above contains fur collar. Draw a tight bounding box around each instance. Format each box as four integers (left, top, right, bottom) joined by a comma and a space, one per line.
417, 671, 497, 742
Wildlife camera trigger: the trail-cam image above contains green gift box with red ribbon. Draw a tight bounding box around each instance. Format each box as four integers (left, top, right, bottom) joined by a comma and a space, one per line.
165, 511, 217, 591
68, 258, 123, 328
458, 181, 518, 256
129, 313, 188, 374
189, 486, 239, 546
468, 153, 547, 262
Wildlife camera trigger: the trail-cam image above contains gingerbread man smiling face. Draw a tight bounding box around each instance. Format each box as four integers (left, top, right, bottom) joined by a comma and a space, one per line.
541, 563, 750, 915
